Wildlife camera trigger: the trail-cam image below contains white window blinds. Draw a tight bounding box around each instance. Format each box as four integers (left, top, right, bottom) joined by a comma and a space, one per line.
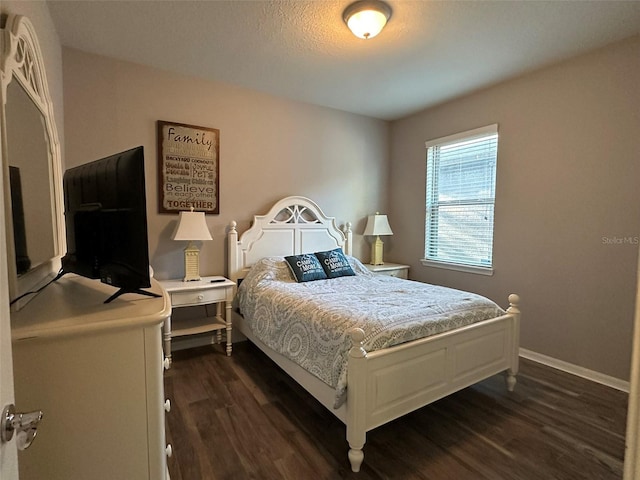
424, 125, 498, 271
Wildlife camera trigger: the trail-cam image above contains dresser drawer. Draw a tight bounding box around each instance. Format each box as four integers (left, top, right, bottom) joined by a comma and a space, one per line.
170, 288, 228, 307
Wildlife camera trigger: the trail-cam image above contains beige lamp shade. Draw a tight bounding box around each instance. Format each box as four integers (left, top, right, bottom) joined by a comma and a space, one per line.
171, 208, 213, 241
363, 213, 393, 237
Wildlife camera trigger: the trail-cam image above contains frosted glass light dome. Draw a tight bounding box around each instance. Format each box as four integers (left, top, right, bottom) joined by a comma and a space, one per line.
343, 0, 392, 40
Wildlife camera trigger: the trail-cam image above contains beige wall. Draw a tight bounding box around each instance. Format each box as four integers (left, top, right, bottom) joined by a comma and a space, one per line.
62, 48, 389, 281
389, 36, 640, 381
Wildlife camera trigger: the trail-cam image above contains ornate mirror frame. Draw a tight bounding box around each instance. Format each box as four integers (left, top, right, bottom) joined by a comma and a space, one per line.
1, 14, 64, 310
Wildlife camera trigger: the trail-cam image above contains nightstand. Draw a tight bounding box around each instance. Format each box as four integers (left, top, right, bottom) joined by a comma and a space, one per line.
159, 276, 235, 365
366, 262, 410, 279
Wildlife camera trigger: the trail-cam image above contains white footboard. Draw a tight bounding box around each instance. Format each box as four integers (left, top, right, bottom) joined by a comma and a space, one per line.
346, 294, 521, 472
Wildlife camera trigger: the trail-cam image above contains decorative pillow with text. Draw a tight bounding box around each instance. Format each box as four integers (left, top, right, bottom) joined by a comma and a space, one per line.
315, 248, 355, 278
284, 253, 328, 282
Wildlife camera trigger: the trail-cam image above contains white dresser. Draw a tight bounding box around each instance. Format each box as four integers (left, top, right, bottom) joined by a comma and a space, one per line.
11, 274, 171, 480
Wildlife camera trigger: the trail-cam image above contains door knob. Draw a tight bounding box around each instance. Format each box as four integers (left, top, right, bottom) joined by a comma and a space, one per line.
1, 404, 43, 450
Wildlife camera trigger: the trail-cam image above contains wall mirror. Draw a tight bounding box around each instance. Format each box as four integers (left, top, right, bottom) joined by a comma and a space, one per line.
1, 14, 64, 310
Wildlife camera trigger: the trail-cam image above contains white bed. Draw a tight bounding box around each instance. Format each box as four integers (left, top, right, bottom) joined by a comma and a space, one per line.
228, 196, 520, 472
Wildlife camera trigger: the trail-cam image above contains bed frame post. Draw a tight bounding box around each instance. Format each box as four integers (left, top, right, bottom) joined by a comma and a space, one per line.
343, 222, 352, 256
228, 221, 238, 284
346, 327, 367, 472
505, 293, 521, 391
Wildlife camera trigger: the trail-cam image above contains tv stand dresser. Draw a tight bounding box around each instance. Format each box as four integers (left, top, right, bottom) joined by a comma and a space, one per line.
11, 274, 172, 480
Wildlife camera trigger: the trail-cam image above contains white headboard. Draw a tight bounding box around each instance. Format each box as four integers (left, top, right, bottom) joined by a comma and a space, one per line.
227, 196, 352, 284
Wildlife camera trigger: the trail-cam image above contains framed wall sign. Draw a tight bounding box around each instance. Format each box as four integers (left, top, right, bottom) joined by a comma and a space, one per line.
157, 120, 220, 214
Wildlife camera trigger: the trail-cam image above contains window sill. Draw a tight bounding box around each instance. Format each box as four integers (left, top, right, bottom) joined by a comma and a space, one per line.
420, 259, 494, 276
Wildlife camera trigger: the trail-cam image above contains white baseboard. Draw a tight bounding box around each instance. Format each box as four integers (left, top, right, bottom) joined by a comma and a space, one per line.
520, 348, 629, 393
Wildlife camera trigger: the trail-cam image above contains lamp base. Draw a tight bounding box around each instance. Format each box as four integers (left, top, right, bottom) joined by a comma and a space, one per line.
370, 236, 385, 265
183, 243, 202, 282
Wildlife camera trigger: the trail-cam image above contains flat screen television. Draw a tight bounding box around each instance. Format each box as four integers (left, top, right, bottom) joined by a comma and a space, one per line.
61, 146, 160, 303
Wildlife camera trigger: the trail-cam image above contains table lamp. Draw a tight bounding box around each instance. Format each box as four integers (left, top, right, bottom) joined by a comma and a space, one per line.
171, 207, 212, 281
363, 212, 393, 265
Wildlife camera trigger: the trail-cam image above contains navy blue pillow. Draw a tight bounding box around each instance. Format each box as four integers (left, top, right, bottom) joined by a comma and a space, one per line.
284, 253, 328, 282
315, 248, 355, 278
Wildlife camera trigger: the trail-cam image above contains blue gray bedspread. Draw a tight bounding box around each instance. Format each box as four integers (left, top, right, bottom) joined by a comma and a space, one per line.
236, 256, 505, 407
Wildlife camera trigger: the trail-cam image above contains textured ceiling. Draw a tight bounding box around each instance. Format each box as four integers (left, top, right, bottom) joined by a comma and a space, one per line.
47, 0, 640, 120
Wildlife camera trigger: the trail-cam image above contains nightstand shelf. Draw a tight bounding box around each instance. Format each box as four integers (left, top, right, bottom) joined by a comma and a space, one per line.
170, 316, 226, 338
159, 276, 235, 365
366, 262, 410, 279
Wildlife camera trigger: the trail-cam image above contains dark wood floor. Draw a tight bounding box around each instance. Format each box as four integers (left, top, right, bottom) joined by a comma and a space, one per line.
164, 342, 628, 480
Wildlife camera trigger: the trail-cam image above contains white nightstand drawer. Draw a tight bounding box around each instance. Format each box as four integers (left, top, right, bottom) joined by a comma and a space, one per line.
170, 288, 227, 307
383, 269, 407, 279
366, 262, 409, 280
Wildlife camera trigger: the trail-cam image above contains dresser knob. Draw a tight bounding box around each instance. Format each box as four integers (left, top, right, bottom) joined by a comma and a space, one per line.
166, 444, 173, 458
197, 294, 204, 301
164, 399, 171, 412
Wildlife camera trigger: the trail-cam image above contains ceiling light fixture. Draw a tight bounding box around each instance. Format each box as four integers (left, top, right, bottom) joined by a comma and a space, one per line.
343, 0, 392, 40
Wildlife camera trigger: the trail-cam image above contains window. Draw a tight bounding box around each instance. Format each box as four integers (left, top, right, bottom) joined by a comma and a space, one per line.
423, 124, 498, 275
